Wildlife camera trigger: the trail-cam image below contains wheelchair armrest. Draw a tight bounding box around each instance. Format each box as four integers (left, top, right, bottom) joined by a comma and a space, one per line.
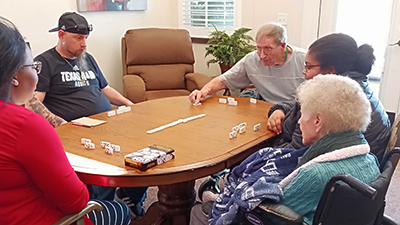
53, 201, 103, 225
326, 174, 377, 199
252, 201, 304, 225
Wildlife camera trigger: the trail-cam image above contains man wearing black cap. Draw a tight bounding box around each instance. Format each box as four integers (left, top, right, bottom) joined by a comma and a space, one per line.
25, 12, 146, 218
26, 12, 133, 126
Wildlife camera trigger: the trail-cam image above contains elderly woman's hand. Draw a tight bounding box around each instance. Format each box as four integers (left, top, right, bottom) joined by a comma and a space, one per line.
267, 109, 285, 134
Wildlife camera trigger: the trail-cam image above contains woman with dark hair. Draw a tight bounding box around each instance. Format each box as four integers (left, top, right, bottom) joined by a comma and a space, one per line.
267, 33, 391, 161
0, 17, 130, 225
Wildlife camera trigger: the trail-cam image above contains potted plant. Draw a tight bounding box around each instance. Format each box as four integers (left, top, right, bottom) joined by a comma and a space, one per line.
205, 26, 255, 73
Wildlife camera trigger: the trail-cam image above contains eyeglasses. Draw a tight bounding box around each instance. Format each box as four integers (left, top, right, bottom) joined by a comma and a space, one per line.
62, 24, 93, 32
20, 61, 42, 74
304, 63, 320, 71
257, 45, 280, 54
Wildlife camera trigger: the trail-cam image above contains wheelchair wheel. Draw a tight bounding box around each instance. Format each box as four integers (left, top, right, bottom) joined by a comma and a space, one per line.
198, 178, 219, 202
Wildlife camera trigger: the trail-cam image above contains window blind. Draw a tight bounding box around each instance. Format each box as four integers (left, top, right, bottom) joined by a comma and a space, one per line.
182, 0, 235, 28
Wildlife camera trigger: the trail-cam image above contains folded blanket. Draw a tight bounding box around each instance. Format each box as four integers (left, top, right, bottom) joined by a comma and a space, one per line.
209, 147, 308, 225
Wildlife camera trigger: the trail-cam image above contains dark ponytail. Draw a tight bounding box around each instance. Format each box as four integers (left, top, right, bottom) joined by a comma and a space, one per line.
354, 44, 375, 75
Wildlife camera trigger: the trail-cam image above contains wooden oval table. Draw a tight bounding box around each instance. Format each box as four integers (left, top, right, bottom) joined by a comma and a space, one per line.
56, 96, 276, 225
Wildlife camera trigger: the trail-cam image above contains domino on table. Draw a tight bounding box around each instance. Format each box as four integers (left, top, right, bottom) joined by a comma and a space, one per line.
232, 125, 240, 132
219, 98, 227, 104
105, 146, 113, 154
253, 123, 261, 131
239, 126, 246, 134
108, 110, 116, 117
228, 101, 237, 106
101, 141, 110, 148
85, 142, 95, 150
229, 131, 238, 139
81, 138, 91, 145
111, 144, 121, 152
124, 106, 132, 112
227, 97, 235, 102
250, 98, 257, 104
116, 108, 125, 115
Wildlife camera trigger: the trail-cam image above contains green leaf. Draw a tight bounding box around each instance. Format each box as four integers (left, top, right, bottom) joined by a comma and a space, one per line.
205, 25, 255, 66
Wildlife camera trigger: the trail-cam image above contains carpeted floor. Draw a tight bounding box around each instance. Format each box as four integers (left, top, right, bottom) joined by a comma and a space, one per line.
142, 162, 400, 223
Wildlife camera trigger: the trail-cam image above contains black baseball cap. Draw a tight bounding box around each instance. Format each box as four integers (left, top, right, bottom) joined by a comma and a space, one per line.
48, 12, 93, 35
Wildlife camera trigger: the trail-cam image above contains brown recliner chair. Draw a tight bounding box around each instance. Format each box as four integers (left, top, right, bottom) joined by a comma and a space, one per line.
121, 28, 211, 103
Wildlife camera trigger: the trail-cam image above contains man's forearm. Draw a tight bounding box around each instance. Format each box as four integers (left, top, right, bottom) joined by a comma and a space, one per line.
201, 76, 227, 95
26, 96, 67, 127
102, 86, 134, 106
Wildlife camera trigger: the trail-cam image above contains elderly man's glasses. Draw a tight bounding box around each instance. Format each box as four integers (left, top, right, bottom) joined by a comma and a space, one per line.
304, 63, 320, 71
20, 61, 42, 74
62, 24, 93, 32
257, 45, 280, 54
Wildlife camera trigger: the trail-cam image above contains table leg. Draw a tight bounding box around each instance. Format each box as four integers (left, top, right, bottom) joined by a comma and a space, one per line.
130, 180, 196, 225
158, 180, 196, 225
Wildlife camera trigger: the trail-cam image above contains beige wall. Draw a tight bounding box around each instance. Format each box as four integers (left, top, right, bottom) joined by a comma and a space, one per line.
1, 0, 400, 111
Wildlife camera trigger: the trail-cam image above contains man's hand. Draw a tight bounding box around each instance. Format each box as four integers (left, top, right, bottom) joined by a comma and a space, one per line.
267, 109, 285, 134
189, 89, 207, 104
188, 76, 227, 104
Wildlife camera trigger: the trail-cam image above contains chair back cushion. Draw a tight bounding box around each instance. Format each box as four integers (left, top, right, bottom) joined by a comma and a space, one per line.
124, 28, 195, 65
123, 28, 195, 90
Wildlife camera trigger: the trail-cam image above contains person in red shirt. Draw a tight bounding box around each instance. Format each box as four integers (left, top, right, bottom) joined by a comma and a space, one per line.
0, 16, 130, 225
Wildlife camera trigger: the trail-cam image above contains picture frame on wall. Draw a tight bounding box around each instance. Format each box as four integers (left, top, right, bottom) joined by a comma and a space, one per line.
77, 0, 147, 12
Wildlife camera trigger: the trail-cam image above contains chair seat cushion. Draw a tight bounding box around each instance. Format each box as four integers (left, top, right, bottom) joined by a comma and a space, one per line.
146, 89, 191, 100
127, 64, 193, 90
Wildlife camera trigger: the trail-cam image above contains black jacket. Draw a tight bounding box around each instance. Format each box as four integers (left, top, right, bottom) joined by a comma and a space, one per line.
268, 72, 391, 161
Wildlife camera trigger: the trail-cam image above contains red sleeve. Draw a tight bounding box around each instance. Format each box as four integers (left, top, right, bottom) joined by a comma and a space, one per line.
16, 113, 89, 214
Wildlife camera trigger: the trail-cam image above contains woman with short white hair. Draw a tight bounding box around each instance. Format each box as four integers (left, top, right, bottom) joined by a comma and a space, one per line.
279, 74, 379, 224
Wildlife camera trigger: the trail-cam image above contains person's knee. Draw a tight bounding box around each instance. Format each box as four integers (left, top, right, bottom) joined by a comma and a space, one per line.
120, 202, 131, 225
87, 200, 131, 225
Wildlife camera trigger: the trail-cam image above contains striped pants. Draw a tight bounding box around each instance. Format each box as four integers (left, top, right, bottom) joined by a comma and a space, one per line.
86, 200, 131, 225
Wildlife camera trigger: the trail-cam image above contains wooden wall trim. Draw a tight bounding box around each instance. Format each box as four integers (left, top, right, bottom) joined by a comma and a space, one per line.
191, 37, 209, 44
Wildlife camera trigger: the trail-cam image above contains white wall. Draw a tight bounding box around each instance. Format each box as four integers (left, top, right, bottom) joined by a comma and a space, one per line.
0, 0, 178, 92
240, 0, 305, 48
380, 0, 400, 113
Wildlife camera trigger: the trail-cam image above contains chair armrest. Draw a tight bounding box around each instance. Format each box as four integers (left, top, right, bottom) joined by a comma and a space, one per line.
185, 73, 212, 92
253, 201, 304, 225
53, 201, 103, 225
123, 74, 146, 103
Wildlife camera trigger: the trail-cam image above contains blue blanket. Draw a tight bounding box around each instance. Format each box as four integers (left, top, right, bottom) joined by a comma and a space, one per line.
209, 147, 308, 225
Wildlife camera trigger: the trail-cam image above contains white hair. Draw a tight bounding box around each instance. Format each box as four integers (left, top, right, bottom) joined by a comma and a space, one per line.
297, 74, 371, 134
256, 22, 287, 44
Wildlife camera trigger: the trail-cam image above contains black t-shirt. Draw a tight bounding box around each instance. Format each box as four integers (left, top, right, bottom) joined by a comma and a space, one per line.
35, 48, 112, 121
